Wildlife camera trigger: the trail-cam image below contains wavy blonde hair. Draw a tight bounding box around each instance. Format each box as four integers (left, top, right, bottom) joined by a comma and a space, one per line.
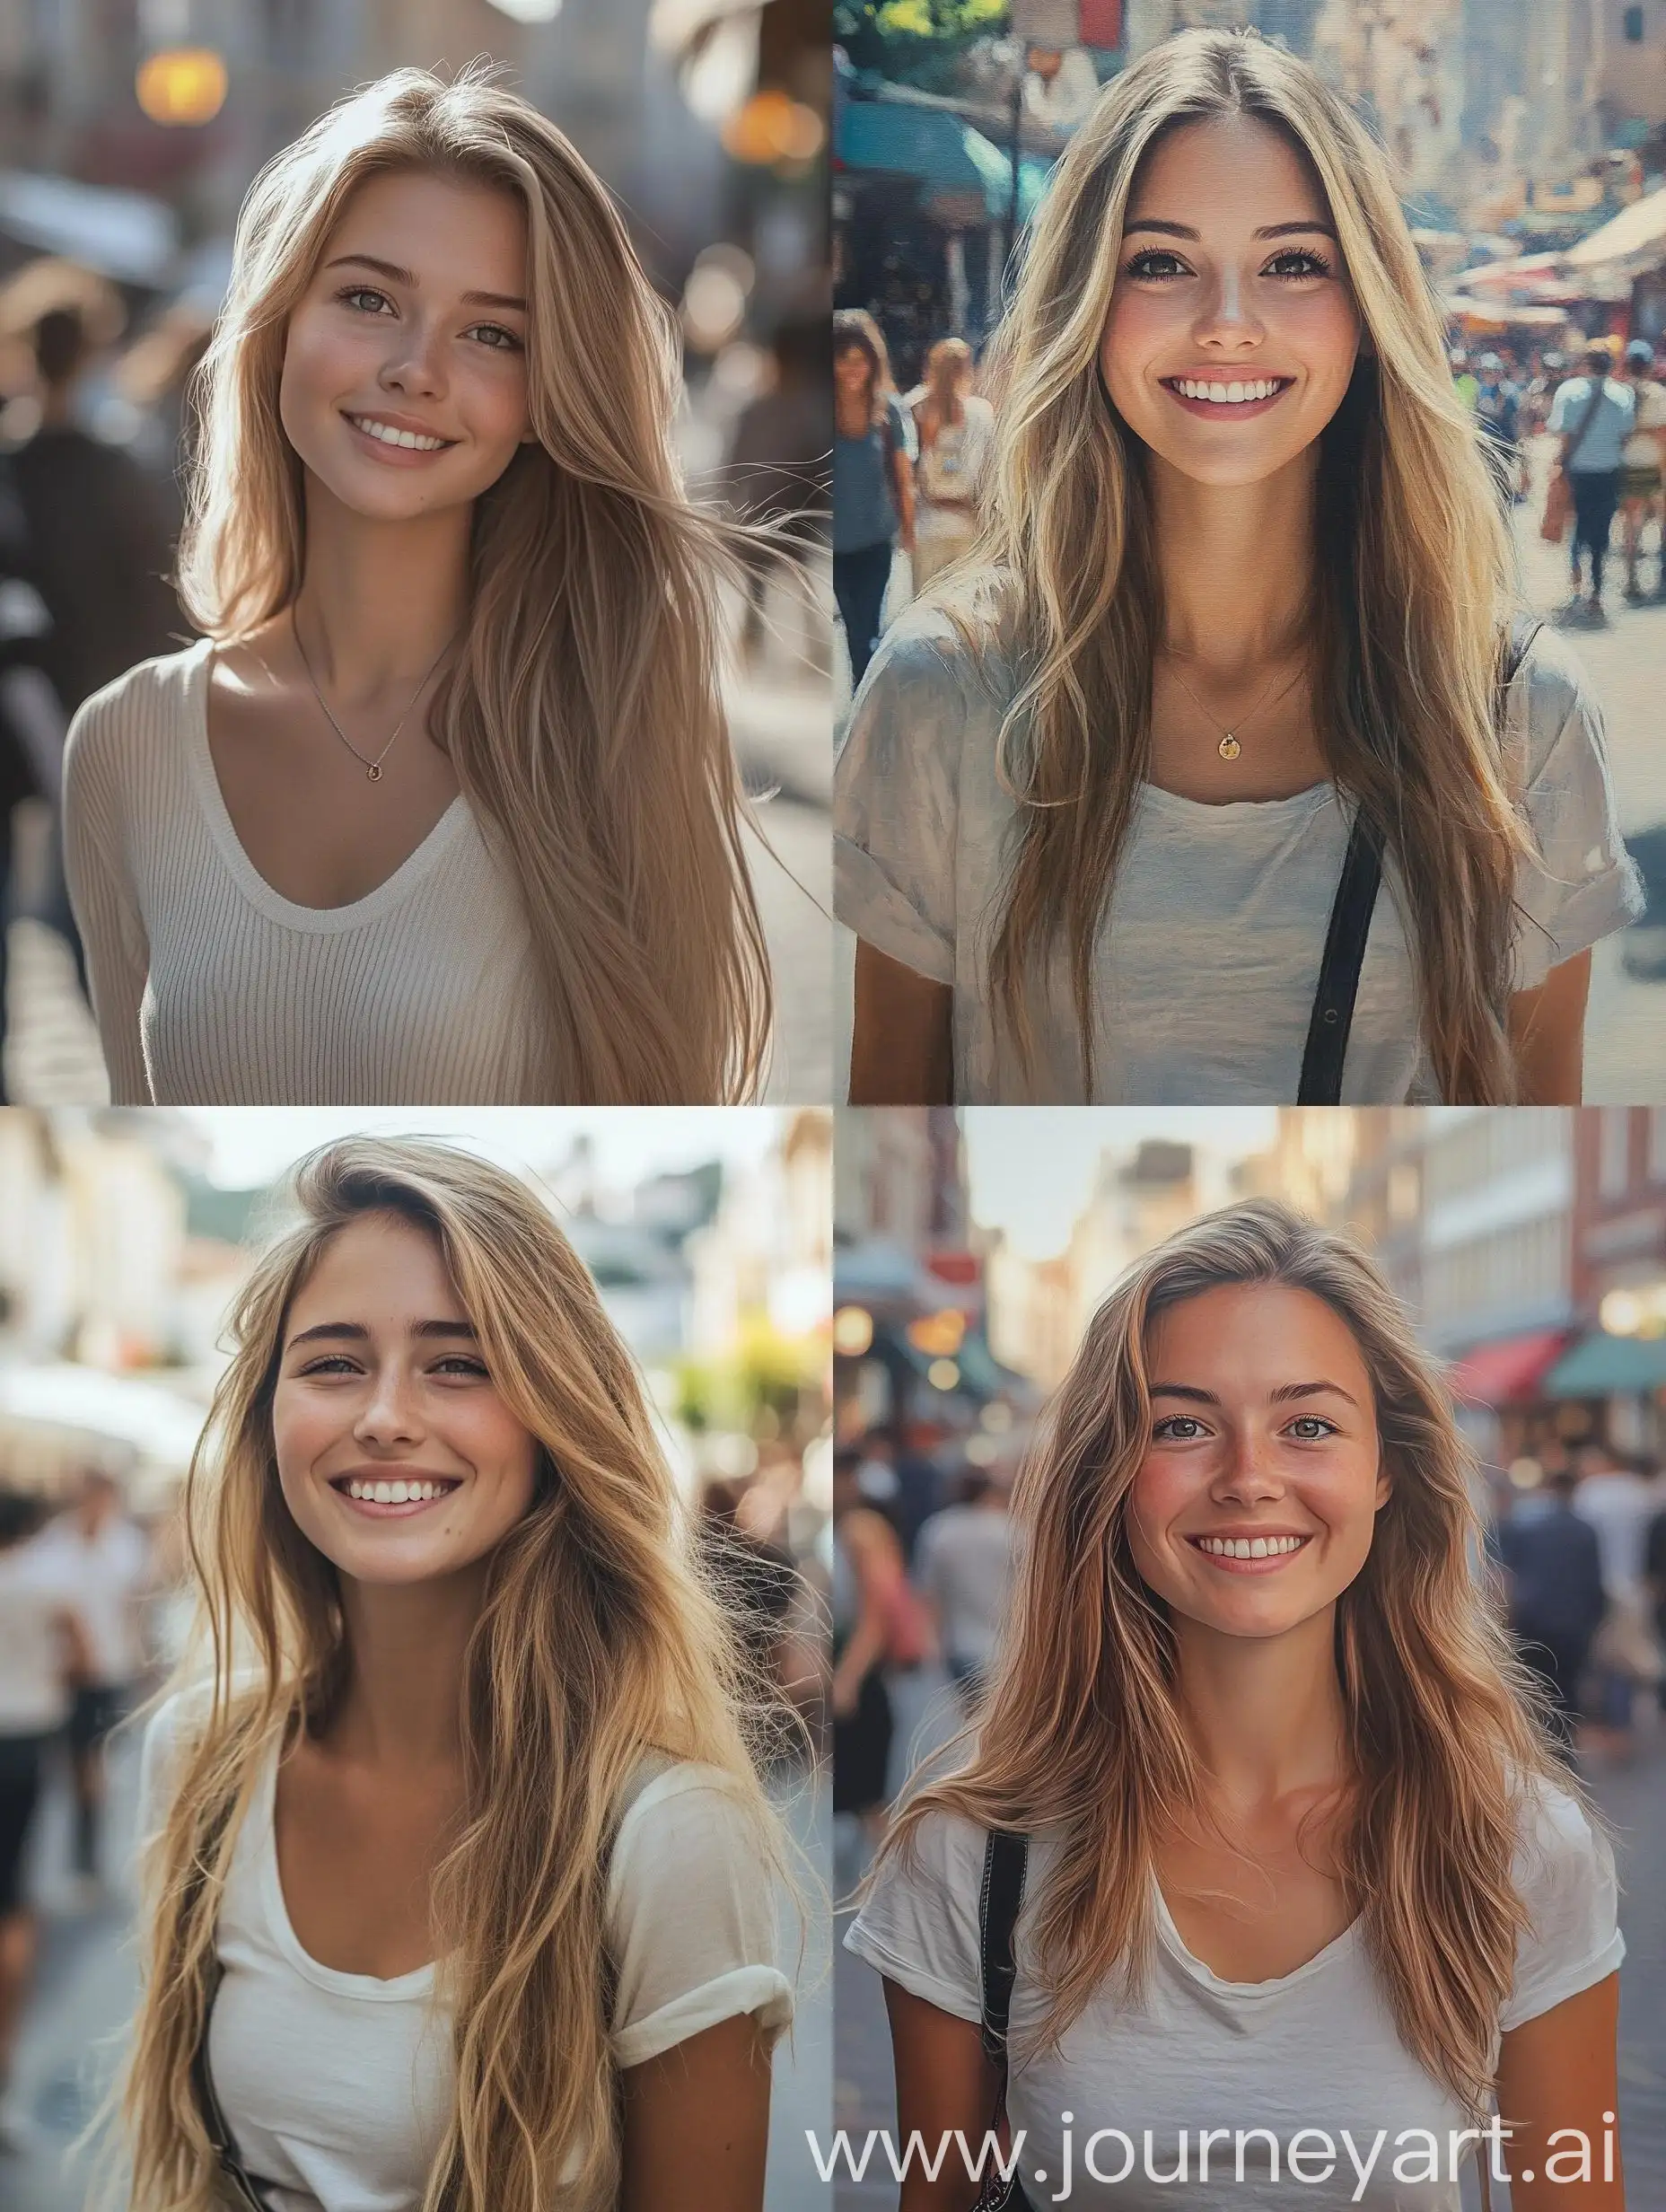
958, 28, 1530, 1102
865, 1198, 1576, 2128
115, 1137, 805, 2212
180, 66, 770, 1103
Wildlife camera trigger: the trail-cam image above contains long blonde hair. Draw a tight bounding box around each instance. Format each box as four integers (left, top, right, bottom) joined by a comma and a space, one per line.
118, 1137, 802, 2212
965, 28, 1529, 1102
866, 1198, 1574, 2123
180, 66, 770, 1104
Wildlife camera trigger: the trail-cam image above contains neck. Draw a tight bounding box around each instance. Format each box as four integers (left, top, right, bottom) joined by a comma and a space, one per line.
1148, 452, 1318, 677
328, 1559, 490, 1769
1171, 1603, 1349, 1813
293, 477, 471, 704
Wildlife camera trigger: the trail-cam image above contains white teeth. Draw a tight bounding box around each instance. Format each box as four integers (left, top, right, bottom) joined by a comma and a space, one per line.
1197, 1533, 1306, 1558
390, 1479, 408, 1504
342, 1476, 452, 1505
350, 415, 448, 451
1174, 377, 1281, 403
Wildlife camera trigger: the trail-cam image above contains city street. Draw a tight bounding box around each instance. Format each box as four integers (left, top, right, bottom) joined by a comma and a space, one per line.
0, 576, 835, 1109
828, 456, 1666, 1103
829, 1671, 1666, 2211
4, 1725, 835, 2212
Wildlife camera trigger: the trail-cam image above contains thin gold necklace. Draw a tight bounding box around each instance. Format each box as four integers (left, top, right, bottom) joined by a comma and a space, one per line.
291, 608, 454, 784
1164, 658, 1306, 760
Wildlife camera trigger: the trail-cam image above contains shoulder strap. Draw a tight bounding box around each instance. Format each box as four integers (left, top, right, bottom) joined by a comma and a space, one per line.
974, 1829, 1032, 2212
1297, 613, 1541, 1107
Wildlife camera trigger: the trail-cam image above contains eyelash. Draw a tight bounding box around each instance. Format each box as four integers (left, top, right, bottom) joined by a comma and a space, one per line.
334, 285, 522, 353
298, 1355, 491, 1380
1152, 1413, 1339, 1441
1122, 247, 1333, 282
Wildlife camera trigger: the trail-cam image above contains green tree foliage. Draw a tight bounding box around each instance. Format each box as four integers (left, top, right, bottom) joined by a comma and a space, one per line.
836, 0, 1011, 88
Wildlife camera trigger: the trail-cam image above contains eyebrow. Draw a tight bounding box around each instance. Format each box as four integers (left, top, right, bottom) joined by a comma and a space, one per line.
1122, 218, 1338, 242
324, 253, 527, 312
285, 1319, 478, 1351
1150, 1380, 1361, 1409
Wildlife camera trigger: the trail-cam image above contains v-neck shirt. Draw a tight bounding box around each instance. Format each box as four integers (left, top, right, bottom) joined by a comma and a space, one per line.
844, 1780, 1623, 2210
63, 637, 544, 1102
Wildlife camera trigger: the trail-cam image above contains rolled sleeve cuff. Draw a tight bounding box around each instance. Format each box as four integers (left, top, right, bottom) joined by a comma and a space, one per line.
1498, 1928, 1626, 2035
1513, 854, 1646, 991
841, 1917, 982, 2026
834, 834, 955, 986
611, 1964, 794, 2070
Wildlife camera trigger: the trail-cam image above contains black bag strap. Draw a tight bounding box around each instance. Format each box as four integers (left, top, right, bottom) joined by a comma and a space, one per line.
1296, 613, 1542, 1107
192, 1958, 277, 2212
973, 1829, 1034, 2212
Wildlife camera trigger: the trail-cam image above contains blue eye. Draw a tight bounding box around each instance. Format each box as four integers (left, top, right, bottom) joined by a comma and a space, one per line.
1286, 1415, 1338, 1440
1153, 1414, 1207, 1440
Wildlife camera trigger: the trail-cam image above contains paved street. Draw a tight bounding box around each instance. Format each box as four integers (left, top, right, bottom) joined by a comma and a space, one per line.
829, 452, 1666, 1103
0, 559, 835, 1110
4, 1725, 835, 2212
829, 1670, 1666, 2212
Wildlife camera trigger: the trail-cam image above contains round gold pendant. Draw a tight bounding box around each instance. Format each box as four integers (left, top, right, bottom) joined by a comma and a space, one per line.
1219, 733, 1241, 760
367, 764, 382, 782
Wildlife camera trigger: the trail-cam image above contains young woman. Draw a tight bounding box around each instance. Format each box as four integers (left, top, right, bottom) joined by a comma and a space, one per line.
835, 29, 1643, 1106
845, 1199, 1626, 2212
909, 340, 996, 592
834, 309, 916, 690
64, 68, 770, 1107
116, 1137, 801, 2212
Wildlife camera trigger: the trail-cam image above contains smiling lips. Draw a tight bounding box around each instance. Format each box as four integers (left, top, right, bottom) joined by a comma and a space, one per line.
1162, 374, 1293, 416
343, 411, 455, 454
1188, 1531, 1312, 1572
329, 1473, 461, 1517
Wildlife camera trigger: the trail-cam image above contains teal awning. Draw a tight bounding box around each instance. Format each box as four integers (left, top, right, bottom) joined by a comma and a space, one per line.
836, 100, 1053, 224
1544, 1331, 1666, 1397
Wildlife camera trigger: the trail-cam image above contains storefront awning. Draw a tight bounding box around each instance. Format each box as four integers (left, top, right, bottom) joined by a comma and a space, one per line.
1565, 184, 1666, 268
1543, 1331, 1666, 1398
1446, 1330, 1573, 1407
836, 100, 1052, 224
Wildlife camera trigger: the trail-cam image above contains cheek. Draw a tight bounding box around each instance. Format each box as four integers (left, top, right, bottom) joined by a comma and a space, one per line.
466, 358, 531, 443
270, 1388, 338, 1481
1123, 1457, 1193, 1558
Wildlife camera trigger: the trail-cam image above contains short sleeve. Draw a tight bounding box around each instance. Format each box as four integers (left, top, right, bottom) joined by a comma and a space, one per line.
1508, 628, 1645, 992
842, 1805, 986, 2025
833, 616, 971, 984
1547, 382, 1574, 434
606, 1763, 793, 2070
888, 391, 919, 464
135, 1689, 207, 1852
63, 681, 153, 1103
1499, 1780, 1626, 2034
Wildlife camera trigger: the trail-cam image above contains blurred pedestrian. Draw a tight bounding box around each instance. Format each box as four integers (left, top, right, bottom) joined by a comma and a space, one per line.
1450, 346, 1478, 412
1493, 1469, 1607, 1756
908, 338, 995, 591
32, 1468, 153, 1900
1472, 351, 1523, 505
1547, 342, 1635, 628
912, 1462, 1014, 1710
62, 71, 772, 1110
1646, 1487, 1666, 1712
1617, 337, 1666, 602
1571, 1440, 1665, 1754
122, 1139, 796, 2211
724, 313, 830, 664
0, 456, 59, 1105
832, 308, 914, 690
831, 1446, 901, 1857
0, 1488, 92, 2149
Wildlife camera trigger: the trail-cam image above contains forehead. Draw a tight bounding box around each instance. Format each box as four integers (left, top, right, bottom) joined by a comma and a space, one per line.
322, 167, 528, 289
1144, 1279, 1373, 1396
286, 1210, 460, 1318
1127, 113, 1331, 226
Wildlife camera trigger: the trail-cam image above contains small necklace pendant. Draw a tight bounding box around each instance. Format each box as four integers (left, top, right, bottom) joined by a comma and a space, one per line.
1219, 733, 1241, 760
367, 764, 383, 782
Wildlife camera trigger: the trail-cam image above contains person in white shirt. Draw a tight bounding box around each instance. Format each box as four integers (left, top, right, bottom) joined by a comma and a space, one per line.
118, 1137, 800, 2212
1618, 339, 1666, 603
32, 1468, 153, 1893
0, 1489, 92, 2143
912, 1464, 1016, 1707
846, 1199, 1626, 2212
63, 67, 771, 1109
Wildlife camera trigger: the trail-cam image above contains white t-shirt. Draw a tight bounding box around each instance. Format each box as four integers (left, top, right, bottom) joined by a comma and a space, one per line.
0, 1541, 79, 1734
913, 1505, 1015, 1669
31, 1514, 150, 1685
1622, 378, 1666, 469
844, 1779, 1623, 2211
63, 641, 546, 1104
137, 1694, 794, 2212
833, 596, 1644, 1102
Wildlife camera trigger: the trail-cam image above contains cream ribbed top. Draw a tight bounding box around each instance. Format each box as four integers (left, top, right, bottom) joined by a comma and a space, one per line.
63, 639, 545, 1104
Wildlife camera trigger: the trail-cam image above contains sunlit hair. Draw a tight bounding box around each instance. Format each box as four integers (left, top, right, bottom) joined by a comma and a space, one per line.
114, 1137, 805, 2212
833, 307, 892, 428
179, 66, 770, 1103
923, 337, 972, 424
956, 27, 1529, 1102
864, 1198, 1575, 2126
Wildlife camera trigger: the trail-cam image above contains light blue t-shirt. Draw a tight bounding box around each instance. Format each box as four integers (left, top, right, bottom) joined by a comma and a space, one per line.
833, 391, 916, 553
1547, 374, 1635, 472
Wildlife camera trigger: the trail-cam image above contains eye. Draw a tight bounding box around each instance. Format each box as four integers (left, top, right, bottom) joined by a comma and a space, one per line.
1124, 248, 1190, 282
1285, 1415, 1338, 1440
431, 1355, 492, 1379
297, 1355, 361, 1376
1153, 1414, 1209, 1440
337, 285, 393, 315
1265, 248, 1333, 278
467, 322, 522, 353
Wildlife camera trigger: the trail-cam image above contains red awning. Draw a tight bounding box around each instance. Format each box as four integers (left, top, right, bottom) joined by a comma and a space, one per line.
1446, 1330, 1573, 1408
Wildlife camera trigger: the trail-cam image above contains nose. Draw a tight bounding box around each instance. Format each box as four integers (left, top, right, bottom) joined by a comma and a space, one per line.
377, 319, 447, 402
353, 1362, 425, 1450
1191, 265, 1265, 353
1214, 1422, 1285, 1505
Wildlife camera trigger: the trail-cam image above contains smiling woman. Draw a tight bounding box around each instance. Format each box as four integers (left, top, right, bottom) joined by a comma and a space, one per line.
109, 1137, 804, 2212
835, 27, 1643, 1107
844, 1198, 1627, 2212
60, 66, 774, 1107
